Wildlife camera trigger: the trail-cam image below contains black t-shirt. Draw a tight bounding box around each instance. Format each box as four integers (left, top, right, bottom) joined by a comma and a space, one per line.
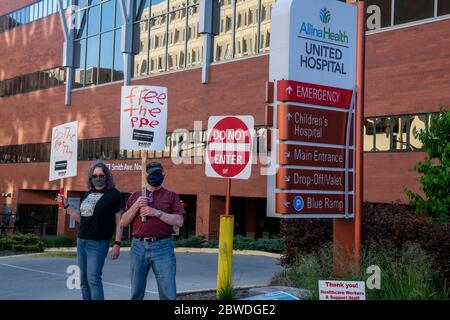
78, 187, 122, 241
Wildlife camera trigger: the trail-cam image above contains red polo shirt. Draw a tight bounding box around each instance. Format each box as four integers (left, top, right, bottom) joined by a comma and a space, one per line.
124, 187, 185, 238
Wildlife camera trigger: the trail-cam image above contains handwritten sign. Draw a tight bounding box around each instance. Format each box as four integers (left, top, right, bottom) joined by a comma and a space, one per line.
120, 86, 168, 151
49, 121, 78, 181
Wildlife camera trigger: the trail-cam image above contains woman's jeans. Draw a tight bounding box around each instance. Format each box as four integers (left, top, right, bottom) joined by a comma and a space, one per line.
130, 237, 177, 300
77, 238, 110, 300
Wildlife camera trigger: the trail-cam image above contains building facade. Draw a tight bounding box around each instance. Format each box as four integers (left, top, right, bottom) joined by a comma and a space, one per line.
1, 0, 449, 240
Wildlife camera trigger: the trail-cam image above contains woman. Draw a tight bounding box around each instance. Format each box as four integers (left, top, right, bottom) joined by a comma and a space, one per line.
61, 161, 123, 300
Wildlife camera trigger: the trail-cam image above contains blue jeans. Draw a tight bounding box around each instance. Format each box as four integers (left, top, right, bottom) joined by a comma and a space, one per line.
130, 237, 177, 300
77, 238, 110, 300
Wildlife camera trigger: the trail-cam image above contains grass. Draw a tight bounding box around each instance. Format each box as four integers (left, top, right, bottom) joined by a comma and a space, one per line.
272, 242, 449, 300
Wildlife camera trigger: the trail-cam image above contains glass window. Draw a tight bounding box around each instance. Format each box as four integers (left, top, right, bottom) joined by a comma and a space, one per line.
101, 0, 115, 32
43, 0, 49, 16
115, 0, 123, 27
85, 35, 100, 86
135, 0, 150, 21
74, 39, 87, 88
391, 117, 408, 150
113, 28, 124, 80
53, 0, 58, 14
234, 0, 258, 58
88, 5, 100, 35
374, 117, 391, 151
214, 1, 233, 62
150, 13, 167, 74
364, 119, 376, 151
394, 0, 434, 25
409, 114, 427, 150
168, 9, 186, 71
438, 0, 450, 16
186, 4, 202, 68
99, 31, 114, 84
77, 9, 88, 39
133, 21, 149, 77
365, 0, 392, 30
260, 0, 276, 53
38, 1, 44, 19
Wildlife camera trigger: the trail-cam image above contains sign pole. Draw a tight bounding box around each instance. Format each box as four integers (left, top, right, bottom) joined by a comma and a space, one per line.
225, 178, 231, 215
141, 151, 147, 191
217, 178, 234, 298
57, 178, 66, 235
333, 1, 365, 275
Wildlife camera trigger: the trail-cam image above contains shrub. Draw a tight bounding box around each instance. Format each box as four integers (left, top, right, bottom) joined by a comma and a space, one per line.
0, 233, 44, 252
405, 108, 450, 222
174, 235, 207, 248
280, 202, 450, 291
272, 243, 448, 300
40, 235, 73, 248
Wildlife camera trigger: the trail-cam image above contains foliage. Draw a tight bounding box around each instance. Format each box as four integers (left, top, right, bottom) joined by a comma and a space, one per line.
0, 233, 44, 252
272, 243, 448, 300
40, 235, 73, 248
405, 108, 450, 222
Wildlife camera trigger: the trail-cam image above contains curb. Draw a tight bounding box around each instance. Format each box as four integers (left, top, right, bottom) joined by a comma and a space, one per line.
177, 284, 268, 295
43, 247, 281, 259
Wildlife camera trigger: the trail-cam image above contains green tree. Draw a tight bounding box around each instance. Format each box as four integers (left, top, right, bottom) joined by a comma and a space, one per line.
405, 108, 450, 222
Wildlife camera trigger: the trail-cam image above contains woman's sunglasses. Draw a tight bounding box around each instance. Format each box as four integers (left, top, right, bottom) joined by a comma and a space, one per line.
92, 174, 105, 179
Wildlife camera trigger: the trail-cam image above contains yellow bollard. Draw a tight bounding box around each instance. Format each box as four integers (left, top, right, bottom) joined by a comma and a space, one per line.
216, 215, 234, 299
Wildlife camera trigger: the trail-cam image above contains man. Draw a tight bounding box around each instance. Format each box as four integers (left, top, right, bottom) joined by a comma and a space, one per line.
120, 162, 184, 300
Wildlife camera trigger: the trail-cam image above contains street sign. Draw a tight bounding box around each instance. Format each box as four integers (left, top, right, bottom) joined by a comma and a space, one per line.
269, 0, 357, 90
276, 168, 353, 191
120, 85, 168, 151
205, 116, 254, 179
277, 104, 352, 145
267, 0, 358, 219
278, 144, 352, 169
276, 193, 353, 216
277, 80, 353, 109
49, 121, 78, 181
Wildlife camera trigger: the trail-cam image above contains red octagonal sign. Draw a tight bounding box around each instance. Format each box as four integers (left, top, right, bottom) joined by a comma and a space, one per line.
206, 116, 254, 179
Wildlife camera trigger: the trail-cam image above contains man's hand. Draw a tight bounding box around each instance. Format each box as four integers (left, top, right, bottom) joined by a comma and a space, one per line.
140, 206, 160, 218
110, 244, 120, 260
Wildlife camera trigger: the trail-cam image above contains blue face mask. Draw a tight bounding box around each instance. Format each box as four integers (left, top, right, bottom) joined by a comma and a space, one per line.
147, 173, 164, 187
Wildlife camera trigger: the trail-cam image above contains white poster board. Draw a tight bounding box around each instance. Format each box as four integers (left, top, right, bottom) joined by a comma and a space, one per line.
120, 86, 168, 151
319, 280, 366, 300
49, 121, 78, 181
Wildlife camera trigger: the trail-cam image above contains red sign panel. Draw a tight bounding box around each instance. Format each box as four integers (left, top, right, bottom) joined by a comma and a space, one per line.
277, 80, 353, 109
277, 104, 351, 146
278, 144, 353, 169
276, 168, 353, 191
276, 193, 354, 215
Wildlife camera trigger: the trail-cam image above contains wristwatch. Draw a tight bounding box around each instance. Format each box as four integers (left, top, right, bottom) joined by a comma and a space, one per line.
156, 210, 164, 219
63, 204, 70, 209
114, 241, 121, 247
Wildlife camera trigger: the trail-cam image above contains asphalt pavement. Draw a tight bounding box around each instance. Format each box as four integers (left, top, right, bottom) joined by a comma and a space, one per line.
0, 251, 283, 300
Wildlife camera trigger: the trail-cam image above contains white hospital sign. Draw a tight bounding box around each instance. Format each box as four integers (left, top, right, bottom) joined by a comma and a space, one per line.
270, 0, 357, 90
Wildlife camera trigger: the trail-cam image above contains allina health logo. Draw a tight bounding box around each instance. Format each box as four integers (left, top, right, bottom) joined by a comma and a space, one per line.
299, 7, 349, 44
320, 8, 331, 24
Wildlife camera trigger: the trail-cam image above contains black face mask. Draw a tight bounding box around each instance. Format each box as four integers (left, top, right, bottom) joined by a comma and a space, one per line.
147, 173, 164, 187
92, 177, 106, 188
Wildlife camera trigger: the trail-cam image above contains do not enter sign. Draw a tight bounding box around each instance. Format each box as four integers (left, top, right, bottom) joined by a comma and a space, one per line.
206, 116, 254, 179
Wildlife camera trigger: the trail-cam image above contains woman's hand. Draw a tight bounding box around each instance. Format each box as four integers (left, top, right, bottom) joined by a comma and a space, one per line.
110, 244, 120, 260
